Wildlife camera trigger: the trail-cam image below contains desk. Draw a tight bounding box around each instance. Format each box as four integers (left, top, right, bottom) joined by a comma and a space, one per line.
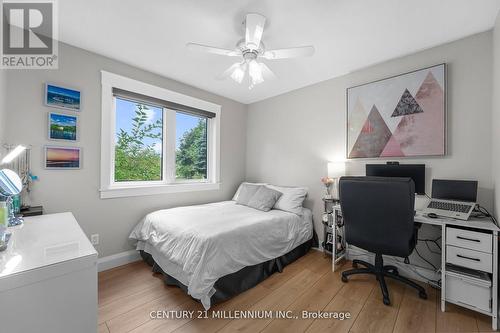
414, 212, 499, 330
336, 204, 499, 330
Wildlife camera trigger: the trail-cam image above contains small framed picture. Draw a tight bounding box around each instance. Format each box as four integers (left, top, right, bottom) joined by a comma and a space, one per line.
327, 233, 333, 244
45, 83, 81, 112
48, 112, 78, 141
44, 146, 82, 170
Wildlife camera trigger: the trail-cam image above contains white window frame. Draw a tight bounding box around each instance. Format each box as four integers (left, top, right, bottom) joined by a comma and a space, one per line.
100, 71, 221, 199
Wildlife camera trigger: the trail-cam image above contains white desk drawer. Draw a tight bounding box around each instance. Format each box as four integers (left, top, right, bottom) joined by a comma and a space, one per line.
446, 245, 492, 273
445, 271, 491, 313
447, 227, 492, 253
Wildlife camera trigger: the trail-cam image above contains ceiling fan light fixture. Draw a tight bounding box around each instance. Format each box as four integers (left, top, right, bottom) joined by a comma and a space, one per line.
230, 63, 246, 84
187, 13, 314, 88
248, 60, 264, 87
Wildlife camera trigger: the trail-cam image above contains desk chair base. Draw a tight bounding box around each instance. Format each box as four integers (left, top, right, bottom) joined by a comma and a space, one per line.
341, 254, 427, 305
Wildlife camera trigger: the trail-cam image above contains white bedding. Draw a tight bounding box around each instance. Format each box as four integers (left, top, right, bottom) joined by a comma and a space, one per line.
129, 200, 313, 309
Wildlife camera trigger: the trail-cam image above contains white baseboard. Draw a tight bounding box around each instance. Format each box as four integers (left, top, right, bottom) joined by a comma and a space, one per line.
346, 245, 440, 286
98, 250, 141, 272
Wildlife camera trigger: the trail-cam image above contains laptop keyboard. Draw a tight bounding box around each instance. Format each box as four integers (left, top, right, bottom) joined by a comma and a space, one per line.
427, 200, 473, 213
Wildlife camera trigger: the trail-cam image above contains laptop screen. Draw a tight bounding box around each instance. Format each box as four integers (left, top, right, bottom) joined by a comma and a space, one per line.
431, 179, 478, 202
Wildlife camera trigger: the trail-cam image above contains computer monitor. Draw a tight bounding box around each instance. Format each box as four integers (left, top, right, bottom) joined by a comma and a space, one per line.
365, 164, 426, 195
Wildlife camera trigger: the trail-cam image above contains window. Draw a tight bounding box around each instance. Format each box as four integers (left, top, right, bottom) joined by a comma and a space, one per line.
176, 113, 208, 181
114, 98, 163, 182
100, 71, 220, 199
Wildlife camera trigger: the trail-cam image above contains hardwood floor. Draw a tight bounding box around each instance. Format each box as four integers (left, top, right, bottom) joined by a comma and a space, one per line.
98, 251, 493, 333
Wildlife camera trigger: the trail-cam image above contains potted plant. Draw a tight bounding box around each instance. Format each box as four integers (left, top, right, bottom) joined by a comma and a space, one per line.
321, 176, 335, 199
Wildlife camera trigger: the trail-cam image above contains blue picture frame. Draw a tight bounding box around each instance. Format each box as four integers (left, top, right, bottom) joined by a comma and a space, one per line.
45, 83, 81, 111
48, 112, 78, 142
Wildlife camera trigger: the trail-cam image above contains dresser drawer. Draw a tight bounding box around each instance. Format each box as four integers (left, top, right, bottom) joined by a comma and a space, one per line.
446, 245, 492, 273
446, 227, 492, 253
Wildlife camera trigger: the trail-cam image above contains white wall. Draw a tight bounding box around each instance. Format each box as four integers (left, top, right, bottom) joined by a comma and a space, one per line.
4, 42, 248, 257
247, 32, 493, 249
493, 13, 500, 216
0, 69, 6, 144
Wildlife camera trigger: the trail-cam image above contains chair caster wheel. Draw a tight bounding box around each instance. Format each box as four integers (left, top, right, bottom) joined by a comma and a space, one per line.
419, 291, 428, 300
383, 297, 391, 306
341, 275, 348, 283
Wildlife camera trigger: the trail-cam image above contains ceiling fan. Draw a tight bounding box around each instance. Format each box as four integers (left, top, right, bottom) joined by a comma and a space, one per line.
186, 13, 315, 89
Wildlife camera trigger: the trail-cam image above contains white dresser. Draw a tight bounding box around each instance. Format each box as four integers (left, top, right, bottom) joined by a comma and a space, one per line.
0, 213, 98, 333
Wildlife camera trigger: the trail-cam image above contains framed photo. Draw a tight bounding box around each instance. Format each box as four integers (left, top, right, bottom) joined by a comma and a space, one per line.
346, 64, 446, 159
44, 146, 82, 169
45, 83, 81, 111
48, 112, 78, 141
327, 233, 333, 244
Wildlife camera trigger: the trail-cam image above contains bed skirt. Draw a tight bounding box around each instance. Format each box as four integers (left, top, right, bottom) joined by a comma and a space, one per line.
140, 233, 317, 306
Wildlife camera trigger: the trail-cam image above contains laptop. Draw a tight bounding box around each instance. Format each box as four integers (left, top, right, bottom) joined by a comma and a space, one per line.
423, 179, 478, 220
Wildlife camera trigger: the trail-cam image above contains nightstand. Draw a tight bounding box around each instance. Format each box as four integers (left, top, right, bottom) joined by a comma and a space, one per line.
321, 198, 346, 271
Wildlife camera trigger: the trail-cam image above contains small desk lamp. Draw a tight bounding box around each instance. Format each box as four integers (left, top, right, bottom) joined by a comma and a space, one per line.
327, 161, 346, 202
1, 145, 26, 165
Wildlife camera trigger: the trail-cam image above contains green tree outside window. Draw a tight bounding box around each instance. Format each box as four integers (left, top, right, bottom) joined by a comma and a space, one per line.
115, 103, 207, 182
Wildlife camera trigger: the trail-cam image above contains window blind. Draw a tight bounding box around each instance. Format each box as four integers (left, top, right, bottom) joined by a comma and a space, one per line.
112, 88, 216, 119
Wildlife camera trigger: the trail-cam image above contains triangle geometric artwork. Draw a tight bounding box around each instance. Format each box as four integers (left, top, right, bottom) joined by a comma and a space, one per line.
347, 64, 445, 158
391, 89, 424, 117
392, 71, 445, 156
347, 97, 368, 152
380, 134, 405, 157
349, 105, 392, 158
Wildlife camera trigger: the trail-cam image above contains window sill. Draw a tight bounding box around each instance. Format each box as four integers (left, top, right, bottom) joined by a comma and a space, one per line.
100, 182, 221, 199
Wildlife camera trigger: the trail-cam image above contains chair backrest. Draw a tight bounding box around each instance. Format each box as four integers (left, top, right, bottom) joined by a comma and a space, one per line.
339, 176, 416, 257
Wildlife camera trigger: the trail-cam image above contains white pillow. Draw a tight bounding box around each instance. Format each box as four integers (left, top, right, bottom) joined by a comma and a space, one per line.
232, 182, 268, 201
247, 186, 283, 212
266, 185, 308, 215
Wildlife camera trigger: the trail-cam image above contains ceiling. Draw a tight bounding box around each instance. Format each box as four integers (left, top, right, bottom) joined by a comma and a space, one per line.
58, 0, 500, 104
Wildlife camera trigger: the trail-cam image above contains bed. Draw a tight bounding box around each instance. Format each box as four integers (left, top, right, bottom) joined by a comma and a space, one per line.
129, 191, 314, 309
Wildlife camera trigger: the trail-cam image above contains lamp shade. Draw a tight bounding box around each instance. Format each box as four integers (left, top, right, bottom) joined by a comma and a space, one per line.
328, 161, 345, 178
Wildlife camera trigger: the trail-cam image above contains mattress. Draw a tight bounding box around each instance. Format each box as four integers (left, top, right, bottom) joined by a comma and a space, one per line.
129, 200, 313, 309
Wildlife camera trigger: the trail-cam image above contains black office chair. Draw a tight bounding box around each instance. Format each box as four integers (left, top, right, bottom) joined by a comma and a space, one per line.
339, 176, 427, 305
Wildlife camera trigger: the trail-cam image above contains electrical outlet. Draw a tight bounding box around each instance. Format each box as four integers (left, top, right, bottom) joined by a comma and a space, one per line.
90, 234, 99, 246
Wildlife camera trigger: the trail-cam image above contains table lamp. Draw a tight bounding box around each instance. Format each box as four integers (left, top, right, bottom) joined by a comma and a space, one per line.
327, 161, 346, 201
1, 145, 26, 165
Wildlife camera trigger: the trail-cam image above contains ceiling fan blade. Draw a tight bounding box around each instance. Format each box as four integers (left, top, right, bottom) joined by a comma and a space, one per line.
245, 13, 266, 50
260, 63, 276, 80
186, 43, 241, 57
217, 62, 247, 83
262, 46, 315, 60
